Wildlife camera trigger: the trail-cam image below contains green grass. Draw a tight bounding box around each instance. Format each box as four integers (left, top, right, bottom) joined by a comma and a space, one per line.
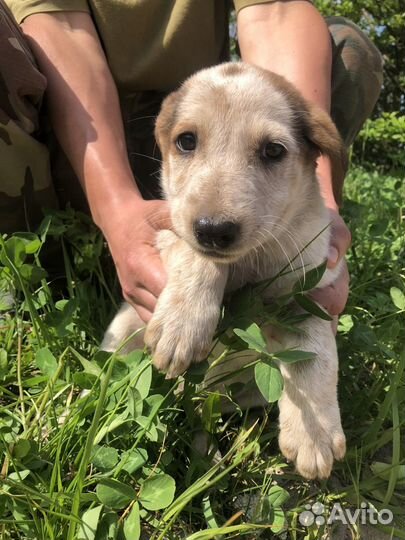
0, 166, 404, 539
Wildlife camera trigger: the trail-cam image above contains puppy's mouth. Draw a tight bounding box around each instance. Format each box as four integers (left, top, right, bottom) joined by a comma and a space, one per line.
193, 245, 245, 263
196, 247, 234, 259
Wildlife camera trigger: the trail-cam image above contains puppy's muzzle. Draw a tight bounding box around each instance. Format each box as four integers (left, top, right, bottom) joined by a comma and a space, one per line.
193, 217, 240, 250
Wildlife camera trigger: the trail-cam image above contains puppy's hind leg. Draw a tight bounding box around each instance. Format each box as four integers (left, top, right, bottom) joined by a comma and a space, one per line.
101, 303, 145, 353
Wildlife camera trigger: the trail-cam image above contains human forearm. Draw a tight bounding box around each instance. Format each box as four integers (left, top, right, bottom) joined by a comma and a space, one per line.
22, 12, 142, 228
238, 1, 331, 112
22, 11, 171, 320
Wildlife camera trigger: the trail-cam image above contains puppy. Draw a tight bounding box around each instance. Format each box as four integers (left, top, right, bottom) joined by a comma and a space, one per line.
102, 62, 347, 480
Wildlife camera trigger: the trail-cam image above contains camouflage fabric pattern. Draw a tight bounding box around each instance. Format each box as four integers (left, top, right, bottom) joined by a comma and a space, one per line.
0, 0, 57, 233
327, 16, 384, 147
0, 2, 383, 234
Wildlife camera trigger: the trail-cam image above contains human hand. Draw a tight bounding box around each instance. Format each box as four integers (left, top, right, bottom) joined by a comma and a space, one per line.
102, 198, 172, 323
311, 209, 351, 331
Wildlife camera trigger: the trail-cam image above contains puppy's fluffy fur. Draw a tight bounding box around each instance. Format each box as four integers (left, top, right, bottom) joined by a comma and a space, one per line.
102, 62, 347, 480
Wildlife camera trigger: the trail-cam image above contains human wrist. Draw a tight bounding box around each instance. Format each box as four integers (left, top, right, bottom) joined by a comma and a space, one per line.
89, 177, 145, 233
317, 156, 339, 212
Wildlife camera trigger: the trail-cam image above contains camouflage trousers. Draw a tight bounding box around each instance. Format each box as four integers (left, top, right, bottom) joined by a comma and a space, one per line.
0, 0, 383, 234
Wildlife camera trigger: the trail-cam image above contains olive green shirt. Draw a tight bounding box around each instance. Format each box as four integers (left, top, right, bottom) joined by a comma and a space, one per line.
6, 0, 274, 92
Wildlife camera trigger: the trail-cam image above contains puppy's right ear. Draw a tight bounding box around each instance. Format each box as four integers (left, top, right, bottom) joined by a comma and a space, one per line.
303, 105, 348, 207
155, 90, 181, 156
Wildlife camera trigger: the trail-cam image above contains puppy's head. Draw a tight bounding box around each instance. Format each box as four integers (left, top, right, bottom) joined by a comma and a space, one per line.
155, 62, 346, 262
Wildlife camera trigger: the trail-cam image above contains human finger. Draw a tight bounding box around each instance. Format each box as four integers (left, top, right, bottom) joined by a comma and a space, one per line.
311, 261, 349, 316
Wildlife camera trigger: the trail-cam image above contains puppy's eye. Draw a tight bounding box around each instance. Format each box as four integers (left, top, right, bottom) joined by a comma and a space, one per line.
261, 142, 286, 161
176, 132, 197, 152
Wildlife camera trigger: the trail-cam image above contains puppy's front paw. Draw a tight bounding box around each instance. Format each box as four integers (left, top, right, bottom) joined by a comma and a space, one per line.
279, 403, 346, 480
144, 291, 220, 378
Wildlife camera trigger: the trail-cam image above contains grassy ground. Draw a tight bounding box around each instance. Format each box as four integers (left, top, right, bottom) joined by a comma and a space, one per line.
0, 166, 404, 539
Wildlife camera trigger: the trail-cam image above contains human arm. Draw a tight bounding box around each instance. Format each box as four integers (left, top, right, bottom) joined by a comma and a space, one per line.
237, 0, 351, 316
21, 11, 170, 321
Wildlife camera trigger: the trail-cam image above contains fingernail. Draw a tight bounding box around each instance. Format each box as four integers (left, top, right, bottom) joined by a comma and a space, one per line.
328, 246, 339, 266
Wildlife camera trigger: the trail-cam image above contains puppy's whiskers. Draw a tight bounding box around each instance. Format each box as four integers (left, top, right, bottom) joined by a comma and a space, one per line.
257, 228, 304, 285
126, 114, 157, 123
261, 219, 306, 282
129, 151, 162, 163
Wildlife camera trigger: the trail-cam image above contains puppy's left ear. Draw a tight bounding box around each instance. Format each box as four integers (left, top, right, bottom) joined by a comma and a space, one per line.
155, 89, 182, 156
303, 106, 348, 207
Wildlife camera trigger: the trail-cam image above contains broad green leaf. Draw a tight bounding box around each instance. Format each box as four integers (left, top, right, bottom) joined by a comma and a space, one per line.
0, 237, 26, 267
13, 233, 41, 254
78, 505, 103, 540
7, 470, 30, 483
0, 417, 15, 435
45, 298, 78, 337
23, 375, 49, 387
124, 349, 144, 369
254, 361, 283, 403
294, 293, 332, 321
132, 362, 152, 400
35, 348, 58, 378
11, 504, 32, 537
390, 287, 405, 310
201, 392, 222, 434
91, 446, 119, 472
274, 350, 316, 363
266, 485, 290, 507
293, 261, 327, 293
127, 387, 143, 418
72, 372, 98, 389
19, 264, 47, 284
254, 491, 287, 532
139, 474, 176, 511
96, 512, 119, 540
370, 219, 389, 236
234, 323, 267, 352
31, 289, 47, 309
96, 479, 135, 510
120, 448, 148, 475
73, 349, 102, 377
144, 393, 164, 413
59, 297, 77, 319
370, 462, 405, 486
13, 439, 31, 459
161, 450, 173, 466
270, 508, 286, 534
228, 284, 264, 321
94, 413, 129, 445
124, 502, 141, 540
55, 299, 68, 311
0, 291, 13, 311
135, 415, 158, 442
338, 314, 354, 333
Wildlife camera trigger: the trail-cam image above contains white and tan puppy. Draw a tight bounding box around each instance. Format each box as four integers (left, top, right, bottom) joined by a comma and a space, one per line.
102, 62, 347, 480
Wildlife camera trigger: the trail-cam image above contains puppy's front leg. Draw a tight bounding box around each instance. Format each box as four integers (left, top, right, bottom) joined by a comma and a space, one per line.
265, 319, 346, 479
145, 231, 228, 378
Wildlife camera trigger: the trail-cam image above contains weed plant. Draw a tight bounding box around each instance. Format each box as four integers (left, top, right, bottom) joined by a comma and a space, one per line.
0, 167, 404, 539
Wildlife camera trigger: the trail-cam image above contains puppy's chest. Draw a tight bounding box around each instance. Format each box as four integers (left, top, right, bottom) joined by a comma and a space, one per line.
226, 258, 302, 300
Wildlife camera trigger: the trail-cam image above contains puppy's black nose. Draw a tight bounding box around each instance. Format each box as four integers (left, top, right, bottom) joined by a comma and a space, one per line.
193, 218, 240, 249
